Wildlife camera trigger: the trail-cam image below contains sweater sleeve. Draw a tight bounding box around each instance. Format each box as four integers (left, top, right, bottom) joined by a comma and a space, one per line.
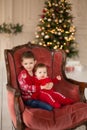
18, 70, 36, 93
52, 78, 59, 84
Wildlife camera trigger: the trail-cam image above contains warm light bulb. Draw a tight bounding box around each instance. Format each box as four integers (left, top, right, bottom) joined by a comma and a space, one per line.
36, 35, 39, 38
39, 42, 42, 45
54, 46, 58, 49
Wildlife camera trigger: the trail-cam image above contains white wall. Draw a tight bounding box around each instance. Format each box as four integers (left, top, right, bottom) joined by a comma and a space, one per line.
0, 0, 45, 46
71, 0, 87, 66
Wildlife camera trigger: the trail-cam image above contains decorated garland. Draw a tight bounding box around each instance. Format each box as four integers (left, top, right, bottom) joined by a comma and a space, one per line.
0, 23, 23, 34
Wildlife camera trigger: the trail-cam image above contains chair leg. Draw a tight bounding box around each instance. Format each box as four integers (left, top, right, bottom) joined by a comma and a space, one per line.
86, 123, 87, 130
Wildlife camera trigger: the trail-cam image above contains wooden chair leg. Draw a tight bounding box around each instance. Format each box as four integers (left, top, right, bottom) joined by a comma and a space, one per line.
86, 123, 87, 130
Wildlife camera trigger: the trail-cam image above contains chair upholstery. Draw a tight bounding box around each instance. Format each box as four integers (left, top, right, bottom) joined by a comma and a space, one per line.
4, 42, 87, 130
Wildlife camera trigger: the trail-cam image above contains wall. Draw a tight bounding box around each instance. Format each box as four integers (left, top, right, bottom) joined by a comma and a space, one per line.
0, 0, 45, 45
71, 0, 87, 65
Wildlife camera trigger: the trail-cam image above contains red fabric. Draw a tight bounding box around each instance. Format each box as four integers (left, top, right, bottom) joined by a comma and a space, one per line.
18, 69, 39, 101
7, 91, 17, 127
52, 51, 80, 102
8, 53, 18, 89
34, 77, 53, 86
34, 77, 59, 86
23, 107, 54, 130
39, 90, 73, 108
53, 102, 87, 130
7, 91, 25, 128
34, 77, 74, 108
23, 102, 87, 130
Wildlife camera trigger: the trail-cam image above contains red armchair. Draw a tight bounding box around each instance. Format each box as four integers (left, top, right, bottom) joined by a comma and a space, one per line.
4, 42, 87, 130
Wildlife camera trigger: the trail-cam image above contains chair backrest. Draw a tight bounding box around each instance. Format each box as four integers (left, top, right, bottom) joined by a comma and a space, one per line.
4, 42, 80, 101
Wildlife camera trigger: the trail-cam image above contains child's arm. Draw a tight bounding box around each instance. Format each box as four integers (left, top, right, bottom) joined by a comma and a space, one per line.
44, 75, 61, 89
18, 70, 36, 93
52, 75, 61, 84
41, 82, 53, 90
56, 75, 61, 80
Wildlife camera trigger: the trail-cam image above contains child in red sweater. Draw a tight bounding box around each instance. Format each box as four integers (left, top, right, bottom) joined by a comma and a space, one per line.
34, 63, 74, 108
18, 51, 53, 111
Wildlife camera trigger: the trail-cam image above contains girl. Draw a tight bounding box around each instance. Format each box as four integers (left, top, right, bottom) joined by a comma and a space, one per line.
34, 63, 74, 108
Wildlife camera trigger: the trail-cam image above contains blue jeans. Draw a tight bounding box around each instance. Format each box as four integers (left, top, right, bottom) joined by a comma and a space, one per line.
24, 99, 53, 111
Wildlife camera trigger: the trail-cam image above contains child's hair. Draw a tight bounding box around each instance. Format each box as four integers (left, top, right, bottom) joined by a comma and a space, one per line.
34, 63, 47, 72
21, 51, 35, 62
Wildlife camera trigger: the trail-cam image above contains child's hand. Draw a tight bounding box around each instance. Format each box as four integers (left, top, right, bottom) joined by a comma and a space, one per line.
56, 75, 61, 80
45, 83, 53, 90
41, 85, 46, 90
41, 83, 53, 90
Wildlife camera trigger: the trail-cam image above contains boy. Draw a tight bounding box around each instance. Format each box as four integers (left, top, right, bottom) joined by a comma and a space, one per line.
18, 51, 53, 111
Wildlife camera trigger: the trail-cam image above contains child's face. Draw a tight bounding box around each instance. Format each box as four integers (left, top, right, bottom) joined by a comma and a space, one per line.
35, 67, 48, 80
22, 58, 36, 73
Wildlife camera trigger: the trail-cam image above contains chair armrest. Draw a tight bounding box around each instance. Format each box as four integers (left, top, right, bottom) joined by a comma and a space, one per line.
64, 76, 87, 102
7, 84, 21, 95
7, 84, 25, 130
14, 94, 25, 130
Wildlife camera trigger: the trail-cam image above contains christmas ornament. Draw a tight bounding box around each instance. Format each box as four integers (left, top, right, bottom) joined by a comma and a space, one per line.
44, 35, 49, 39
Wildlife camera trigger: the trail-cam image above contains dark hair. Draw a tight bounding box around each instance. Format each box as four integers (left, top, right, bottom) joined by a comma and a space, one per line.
21, 51, 35, 62
34, 63, 47, 72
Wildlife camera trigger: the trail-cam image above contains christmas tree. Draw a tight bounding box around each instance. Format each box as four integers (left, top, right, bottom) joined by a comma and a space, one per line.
34, 0, 78, 58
